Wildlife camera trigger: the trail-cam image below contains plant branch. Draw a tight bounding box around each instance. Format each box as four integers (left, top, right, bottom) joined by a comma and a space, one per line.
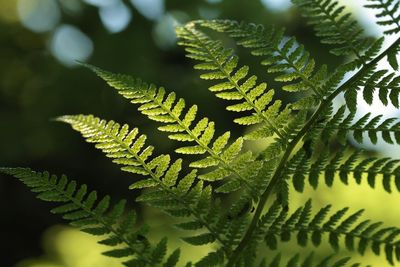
226, 36, 400, 266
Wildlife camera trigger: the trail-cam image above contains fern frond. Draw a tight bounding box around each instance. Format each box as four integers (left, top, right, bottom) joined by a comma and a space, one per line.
365, 0, 400, 35
293, 0, 375, 64
258, 253, 354, 267
341, 65, 400, 110
80, 64, 266, 197
0, 167, 180, 266
176, 23, 292, 141
176, 23, 312, 160
286, 147, 400, 193
57, 115, 230, 250
258, 200, 400, 265
357, 68, 400, 107
231, 204, 357, 267
196, 19, 328, 102
195, 248, 225, 267
317, 105, 400, 145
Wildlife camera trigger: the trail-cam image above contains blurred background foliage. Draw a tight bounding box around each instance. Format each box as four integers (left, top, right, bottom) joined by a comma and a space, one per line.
1, 0, 400, 266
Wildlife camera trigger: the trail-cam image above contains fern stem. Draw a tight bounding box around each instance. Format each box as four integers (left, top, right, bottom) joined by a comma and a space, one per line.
184, 27, 286, 140
226, 36, 400, 266
81, 118, 231, 253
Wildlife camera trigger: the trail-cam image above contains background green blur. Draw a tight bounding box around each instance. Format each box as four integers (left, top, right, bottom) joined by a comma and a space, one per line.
1, 0, 399, 266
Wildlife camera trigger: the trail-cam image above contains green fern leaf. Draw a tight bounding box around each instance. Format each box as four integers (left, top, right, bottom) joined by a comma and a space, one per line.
195, 249, 225, 267
163, 248, 181, 267
182, 233, 216, 245
176, 23, 293, 142
79, 64, 265, 197
57, 115, 230, 252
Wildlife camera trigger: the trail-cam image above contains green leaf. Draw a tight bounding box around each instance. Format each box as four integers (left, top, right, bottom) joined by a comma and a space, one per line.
152, 237, 168, 264
182, 233, 216, 245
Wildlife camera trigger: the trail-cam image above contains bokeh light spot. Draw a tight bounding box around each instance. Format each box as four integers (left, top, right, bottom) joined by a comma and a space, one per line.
50, 25, 93, 67
131, 0, 164, 21
198, 7, 220, 19
17, 0, 61, 32
99, 1, 132, 33
206, 0, 223, 4
59, 0, 83, 16
83, 0, 118, 8
153, 13, 178, 49
261, 0, 292, 12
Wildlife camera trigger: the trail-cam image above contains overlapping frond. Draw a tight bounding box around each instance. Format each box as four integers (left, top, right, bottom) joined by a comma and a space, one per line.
80, 64, 266, 197
317, 106, 400, 145
196, 19, 328, 104
175, 23, 312, 161
286, 146, 400, 193
0, 168, 180, 267
365, 0, 400, 35
355, 68, 400, 107
176, 23, 292, 141
57, 114, 231, 250
293, 0, 376, 64
342, 66, 400, 111
258, 253, 354, 267
258, 200, 400, 265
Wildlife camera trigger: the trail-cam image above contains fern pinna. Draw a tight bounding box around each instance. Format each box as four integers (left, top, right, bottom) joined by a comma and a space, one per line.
2, 0, 400, 266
